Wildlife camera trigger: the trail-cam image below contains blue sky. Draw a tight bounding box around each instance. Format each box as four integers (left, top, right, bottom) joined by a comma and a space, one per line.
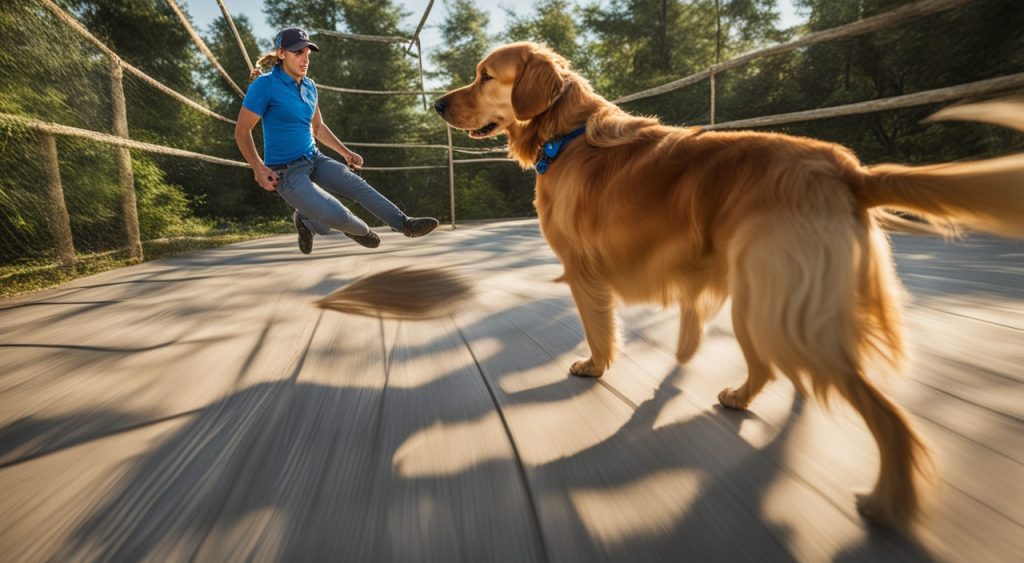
188, 0, 805, 53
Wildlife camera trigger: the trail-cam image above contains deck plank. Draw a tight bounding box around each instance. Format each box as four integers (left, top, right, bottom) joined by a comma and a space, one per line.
0, 221, 1021, 562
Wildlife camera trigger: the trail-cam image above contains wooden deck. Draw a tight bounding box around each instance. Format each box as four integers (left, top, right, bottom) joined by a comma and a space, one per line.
1, 219, 1021, 562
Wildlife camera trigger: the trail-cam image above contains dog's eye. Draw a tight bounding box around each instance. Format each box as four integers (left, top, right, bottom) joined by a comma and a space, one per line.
480, 73, 494, 83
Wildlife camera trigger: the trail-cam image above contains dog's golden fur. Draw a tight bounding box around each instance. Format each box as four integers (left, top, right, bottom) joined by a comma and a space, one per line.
435, 42, 1024, 527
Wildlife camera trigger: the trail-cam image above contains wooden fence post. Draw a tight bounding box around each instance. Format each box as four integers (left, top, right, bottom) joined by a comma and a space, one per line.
415, 38, 427, 111
447, 124, 456, 230
110, 57, 143, 261
39, 132, 75, 271
709, 70, 717, 126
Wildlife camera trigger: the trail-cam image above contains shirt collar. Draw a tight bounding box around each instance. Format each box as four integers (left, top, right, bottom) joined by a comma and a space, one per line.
271, 64, 311, 88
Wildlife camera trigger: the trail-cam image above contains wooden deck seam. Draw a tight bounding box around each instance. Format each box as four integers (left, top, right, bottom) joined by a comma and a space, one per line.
918, 303, 1023, 332
495, 291, 1023, 534
492, 286, 642, 410
454, 322, 551, 563
367, 318, 399, 467
479, 288, 872, 538
493, 280, 1024, 465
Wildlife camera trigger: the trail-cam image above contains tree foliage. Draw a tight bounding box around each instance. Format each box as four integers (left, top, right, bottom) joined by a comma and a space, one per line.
505, 0, 588, 73
429, 0, 492, 89
1, 0, 1021, 266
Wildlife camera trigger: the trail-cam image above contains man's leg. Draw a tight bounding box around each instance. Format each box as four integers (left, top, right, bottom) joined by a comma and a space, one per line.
311, 154, 438, 237
275, 159, 377, 249
293, 209, 313, 254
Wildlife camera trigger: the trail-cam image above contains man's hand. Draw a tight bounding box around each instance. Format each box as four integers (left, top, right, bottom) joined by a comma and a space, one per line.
345, 151, 364, 171
253, 165, 280, 191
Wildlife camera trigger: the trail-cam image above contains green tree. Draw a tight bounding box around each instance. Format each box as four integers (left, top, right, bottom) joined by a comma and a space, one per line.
264, 0, 345, 30
0, 0, 204, 262
504, 0, 591, 75
204, 13, 262, 111
582, 0, 780, 98
429, 0, 493, 89
424, 2, 537, 223
189, 13, 287, 221
263, 0, 421, 141
788, 0, 1024, 163
63, 0, 202, 144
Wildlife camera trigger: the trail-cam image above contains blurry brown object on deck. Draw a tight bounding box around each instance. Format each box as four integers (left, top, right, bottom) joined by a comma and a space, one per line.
316, 266, 475, 320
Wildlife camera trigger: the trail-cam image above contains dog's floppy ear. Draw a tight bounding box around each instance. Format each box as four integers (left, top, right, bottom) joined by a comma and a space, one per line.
512, 51, 567, 120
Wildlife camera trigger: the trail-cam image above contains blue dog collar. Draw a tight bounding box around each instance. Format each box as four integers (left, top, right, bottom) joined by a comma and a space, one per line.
535, 126, 587, 175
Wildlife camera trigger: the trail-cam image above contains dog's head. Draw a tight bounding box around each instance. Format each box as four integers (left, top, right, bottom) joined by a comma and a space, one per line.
433, 42, 571, 140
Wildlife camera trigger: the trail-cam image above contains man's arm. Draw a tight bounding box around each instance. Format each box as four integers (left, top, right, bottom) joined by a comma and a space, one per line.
235, 107, 279, 191
312, 105, 363, 170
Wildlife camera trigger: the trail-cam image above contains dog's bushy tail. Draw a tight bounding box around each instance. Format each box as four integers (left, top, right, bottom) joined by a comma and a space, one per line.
860, 98, 1024, 238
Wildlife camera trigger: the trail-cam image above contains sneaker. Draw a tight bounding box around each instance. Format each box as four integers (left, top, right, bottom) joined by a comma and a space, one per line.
294, 210, 313, 254
403, 217, 439, 238
345, 229, 381, 249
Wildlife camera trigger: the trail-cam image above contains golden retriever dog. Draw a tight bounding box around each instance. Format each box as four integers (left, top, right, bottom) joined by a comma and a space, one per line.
433, 42, 1024, 527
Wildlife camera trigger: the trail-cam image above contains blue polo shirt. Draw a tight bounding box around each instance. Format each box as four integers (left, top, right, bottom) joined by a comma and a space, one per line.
242, 64, 318, 166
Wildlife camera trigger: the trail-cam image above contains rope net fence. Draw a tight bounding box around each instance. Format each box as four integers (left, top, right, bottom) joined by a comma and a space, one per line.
0, 0, 1021, 284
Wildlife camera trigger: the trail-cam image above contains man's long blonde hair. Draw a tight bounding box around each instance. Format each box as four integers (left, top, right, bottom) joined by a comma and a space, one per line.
250, 49, 283, 81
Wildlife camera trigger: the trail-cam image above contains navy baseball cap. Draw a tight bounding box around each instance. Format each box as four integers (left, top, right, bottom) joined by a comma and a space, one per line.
273, 28, 319, 52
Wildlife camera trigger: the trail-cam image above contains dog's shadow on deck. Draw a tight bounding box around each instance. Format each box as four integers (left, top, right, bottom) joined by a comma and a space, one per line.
5, 359, 936, 561
531, 366, 937, 561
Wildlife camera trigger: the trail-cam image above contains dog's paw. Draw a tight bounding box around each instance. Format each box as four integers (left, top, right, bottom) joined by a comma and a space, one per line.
717, 387, 749, 410
856, 493, 910, 529
570, 358, 604, 378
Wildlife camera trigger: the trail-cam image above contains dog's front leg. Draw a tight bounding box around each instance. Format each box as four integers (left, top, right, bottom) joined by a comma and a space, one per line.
676, 304, 703, 363
566, 276, 617, 378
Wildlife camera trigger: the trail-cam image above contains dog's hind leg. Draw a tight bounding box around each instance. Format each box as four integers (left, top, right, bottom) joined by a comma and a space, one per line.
676, 303, 703, 363
727, 210, 928, 527
841, 374, 929, 528
678, 288, 725, 363
566, 276, 617, 378
718, 294, 772, 409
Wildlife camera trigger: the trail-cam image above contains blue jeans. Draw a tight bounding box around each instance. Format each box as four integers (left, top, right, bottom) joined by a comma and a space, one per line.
271, 152, 406, 236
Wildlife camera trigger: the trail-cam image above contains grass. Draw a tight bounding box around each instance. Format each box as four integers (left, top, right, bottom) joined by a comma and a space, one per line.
0, 220, 291, 300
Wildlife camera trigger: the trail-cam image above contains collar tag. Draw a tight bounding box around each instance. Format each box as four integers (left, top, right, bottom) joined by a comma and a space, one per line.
534, 126, 586, 175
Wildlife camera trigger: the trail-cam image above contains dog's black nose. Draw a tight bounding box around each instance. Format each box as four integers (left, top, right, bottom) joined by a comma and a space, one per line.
433, 100, 447, 116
